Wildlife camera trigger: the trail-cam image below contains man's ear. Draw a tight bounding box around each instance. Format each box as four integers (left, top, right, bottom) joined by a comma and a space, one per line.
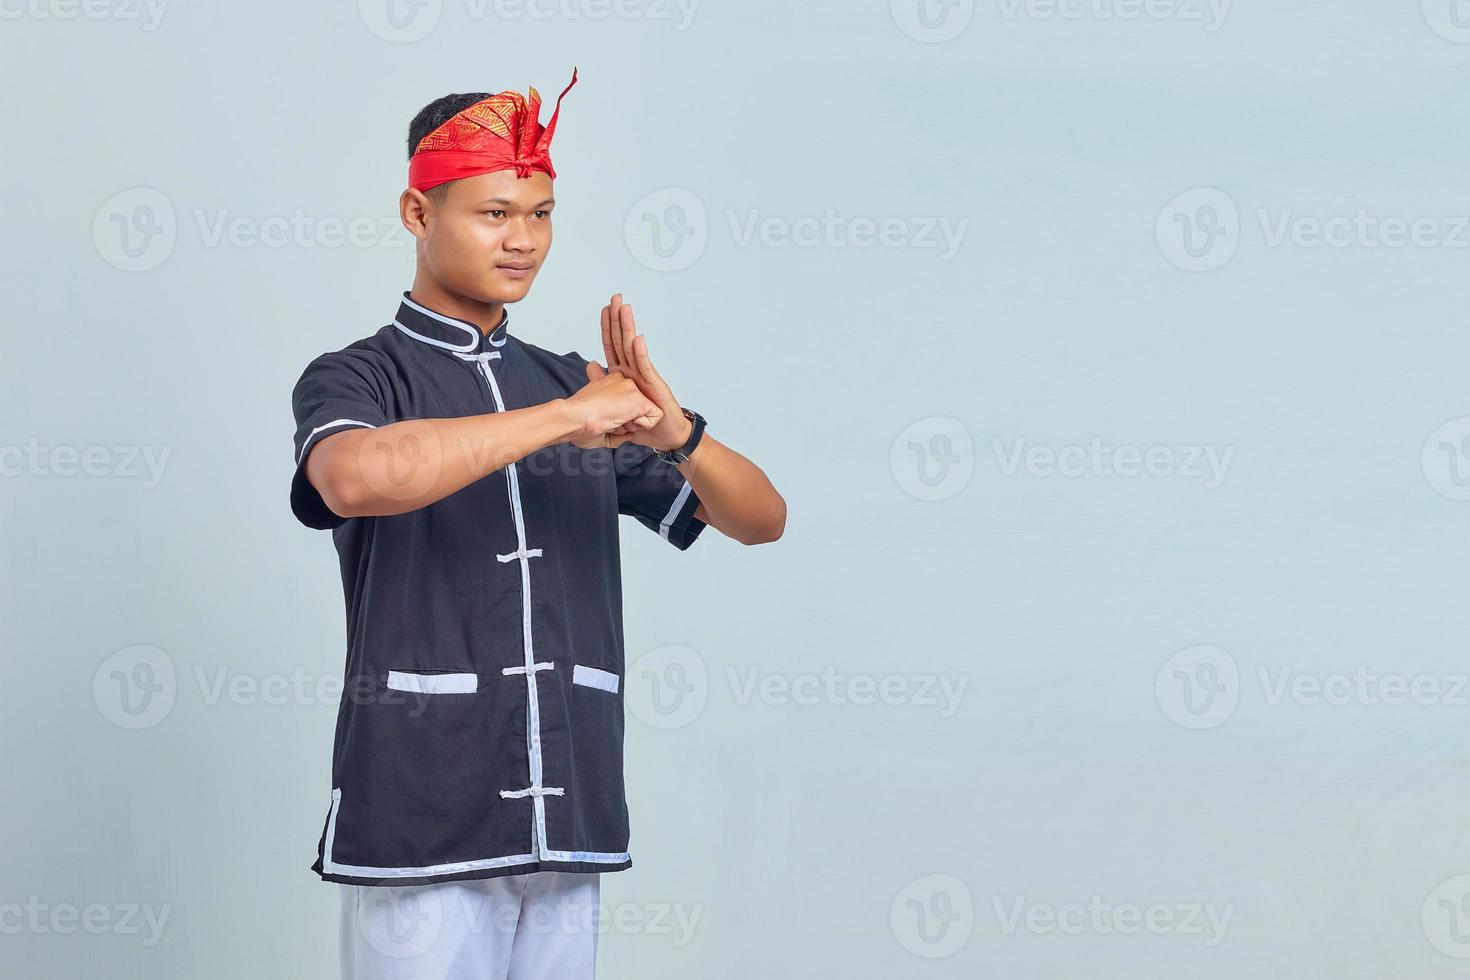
400, 188, 431, 240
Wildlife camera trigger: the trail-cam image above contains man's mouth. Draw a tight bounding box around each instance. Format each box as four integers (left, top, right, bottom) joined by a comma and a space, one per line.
496, 262, 534, 279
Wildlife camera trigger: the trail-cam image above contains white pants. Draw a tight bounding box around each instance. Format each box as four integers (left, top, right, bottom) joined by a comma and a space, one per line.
340, 872, 600, 980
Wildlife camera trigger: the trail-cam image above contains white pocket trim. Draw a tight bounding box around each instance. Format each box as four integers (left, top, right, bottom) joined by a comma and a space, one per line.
386, 670, 478, 695
572, 665, 620, 694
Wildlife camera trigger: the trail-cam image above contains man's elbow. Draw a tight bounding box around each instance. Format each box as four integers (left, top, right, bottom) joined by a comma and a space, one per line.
738, 498, 786, 545
317, 473, 368, 520
310, 453, 374, 519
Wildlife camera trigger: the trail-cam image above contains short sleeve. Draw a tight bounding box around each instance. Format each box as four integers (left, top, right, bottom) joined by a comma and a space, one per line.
613, 440, 707, 550
289, 351, 390, 530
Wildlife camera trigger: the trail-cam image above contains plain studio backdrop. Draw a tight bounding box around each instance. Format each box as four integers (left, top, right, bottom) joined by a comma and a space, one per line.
4, 1, 1470, 977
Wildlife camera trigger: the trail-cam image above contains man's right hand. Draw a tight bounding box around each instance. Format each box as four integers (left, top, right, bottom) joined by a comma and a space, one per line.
566, 361, 663, 450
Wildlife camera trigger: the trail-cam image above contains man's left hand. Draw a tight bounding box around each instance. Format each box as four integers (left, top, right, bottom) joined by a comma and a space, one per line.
599, 292, 693, 452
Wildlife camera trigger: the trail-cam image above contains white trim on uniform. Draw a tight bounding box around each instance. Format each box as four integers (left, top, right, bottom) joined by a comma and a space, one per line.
394, 294, 494, 353
572, 665, 620, 694
499, 786, 564, 799
393, 318, 478, 354
474, 351, 559, 860
296, 419, 377, 466
503, 662, 554, 676
323, 789, 536, 878
659, 481, 695, 541
543, 849, 631, 863
385, 670, 478, 695
322, 789, 628, 880
395, 296, 508, 353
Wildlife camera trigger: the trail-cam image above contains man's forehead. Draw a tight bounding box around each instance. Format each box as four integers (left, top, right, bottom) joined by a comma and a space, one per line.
447, 169, 554, 203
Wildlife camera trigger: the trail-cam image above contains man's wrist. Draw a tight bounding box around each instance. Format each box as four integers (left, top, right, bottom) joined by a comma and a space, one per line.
659, 412, 695, 453
545, 397, 584, 445
656, 407, 706, 462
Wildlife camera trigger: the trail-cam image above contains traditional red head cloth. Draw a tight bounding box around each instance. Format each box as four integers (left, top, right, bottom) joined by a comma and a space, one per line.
408, 67, 579, 192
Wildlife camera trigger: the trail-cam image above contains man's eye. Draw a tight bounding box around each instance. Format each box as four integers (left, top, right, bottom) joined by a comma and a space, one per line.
534, 210, 551, 219
484, 210, 505, 219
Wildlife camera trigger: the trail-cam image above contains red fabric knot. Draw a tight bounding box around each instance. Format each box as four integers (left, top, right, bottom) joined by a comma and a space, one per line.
407, 67, 577, 192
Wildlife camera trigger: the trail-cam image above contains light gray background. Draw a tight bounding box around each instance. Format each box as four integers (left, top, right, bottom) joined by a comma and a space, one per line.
4, 0, 1470, 976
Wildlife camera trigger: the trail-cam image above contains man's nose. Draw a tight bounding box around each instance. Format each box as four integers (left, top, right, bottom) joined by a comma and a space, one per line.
502, 220, 536, 252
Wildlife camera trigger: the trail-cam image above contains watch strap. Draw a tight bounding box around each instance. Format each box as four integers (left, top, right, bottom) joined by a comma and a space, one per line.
656, 408, 705, 464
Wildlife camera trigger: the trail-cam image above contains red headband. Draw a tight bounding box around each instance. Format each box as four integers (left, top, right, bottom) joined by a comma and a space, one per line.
408, 67, 578, 192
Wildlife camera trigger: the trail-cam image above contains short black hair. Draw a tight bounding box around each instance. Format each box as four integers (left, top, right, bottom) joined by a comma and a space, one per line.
408, 93, 492, 200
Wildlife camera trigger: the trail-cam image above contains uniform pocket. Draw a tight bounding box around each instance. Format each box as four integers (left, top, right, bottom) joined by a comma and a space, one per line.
385, 669, 478, 694
572, 664, 619, 694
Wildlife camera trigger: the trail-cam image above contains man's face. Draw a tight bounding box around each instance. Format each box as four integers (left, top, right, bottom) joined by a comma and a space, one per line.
409, 168, 554, 304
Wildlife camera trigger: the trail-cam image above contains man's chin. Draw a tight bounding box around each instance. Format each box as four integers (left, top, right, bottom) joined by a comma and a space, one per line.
481, 276, 535, 303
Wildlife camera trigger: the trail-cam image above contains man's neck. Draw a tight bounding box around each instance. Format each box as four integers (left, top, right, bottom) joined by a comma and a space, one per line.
407, 278, 505, 337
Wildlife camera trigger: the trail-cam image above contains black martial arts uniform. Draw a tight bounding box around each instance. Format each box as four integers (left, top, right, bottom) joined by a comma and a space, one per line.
289, 291, 705, 887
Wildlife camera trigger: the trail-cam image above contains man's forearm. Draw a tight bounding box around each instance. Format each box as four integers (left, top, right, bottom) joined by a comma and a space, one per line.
307, 399, 581, 519
676, 432, 786, 545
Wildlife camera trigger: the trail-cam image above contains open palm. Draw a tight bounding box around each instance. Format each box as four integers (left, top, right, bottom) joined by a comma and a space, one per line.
599, 293, 690, 451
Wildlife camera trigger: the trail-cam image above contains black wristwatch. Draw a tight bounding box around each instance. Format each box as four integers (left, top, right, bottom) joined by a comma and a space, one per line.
655, 408, 706, 464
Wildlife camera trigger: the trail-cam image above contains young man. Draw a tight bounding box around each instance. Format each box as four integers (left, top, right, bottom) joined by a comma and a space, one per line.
288, 68, 786, 980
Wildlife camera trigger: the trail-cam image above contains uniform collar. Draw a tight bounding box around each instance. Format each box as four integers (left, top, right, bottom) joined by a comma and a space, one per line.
393, 291, 509, 356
